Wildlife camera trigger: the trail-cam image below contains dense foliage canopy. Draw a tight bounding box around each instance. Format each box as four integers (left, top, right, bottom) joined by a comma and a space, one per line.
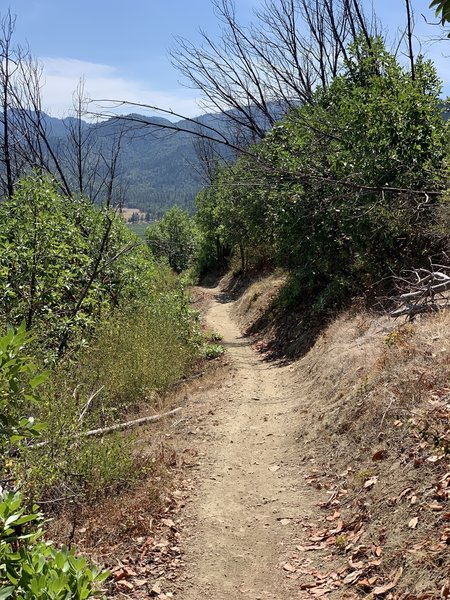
196, 38, 450, 308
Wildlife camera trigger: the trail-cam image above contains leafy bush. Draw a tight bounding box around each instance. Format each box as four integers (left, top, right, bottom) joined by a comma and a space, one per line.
23, 430, 138, 505
0, 323, 47, 487
76, 282, 201, 414
0, 173, 159, 360
0, 491, 108, 599
202, 343, 225, 359
19, 276, 201, 502
209, 331, 223, 342
271, 41, 448, 305
0, 327, 108, 599
195, 38, 449, 309
146, 206, 199, 273
0, 175, 204, 504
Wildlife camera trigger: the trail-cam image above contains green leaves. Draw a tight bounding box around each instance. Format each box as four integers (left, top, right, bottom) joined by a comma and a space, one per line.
146, 206, 199, 273
0, 325, 48, 455
0, 587, 14, 600
29, 373, 49, 390
0, 490, 109, 599
0, 172, 158, 359
195, 36, 449, 310
0, 329, 108, 599
430, 0, 450, 25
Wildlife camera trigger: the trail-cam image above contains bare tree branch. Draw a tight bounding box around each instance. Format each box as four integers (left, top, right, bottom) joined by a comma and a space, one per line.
391, 262, 450, 318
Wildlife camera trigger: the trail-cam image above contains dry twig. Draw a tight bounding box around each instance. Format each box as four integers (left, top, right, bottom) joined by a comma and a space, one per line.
391, 262, 450, 319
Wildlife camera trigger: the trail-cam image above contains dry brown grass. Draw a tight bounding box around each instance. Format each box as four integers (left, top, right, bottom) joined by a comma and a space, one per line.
233, 274, 450, 597
117, 207, 146, 222
291, 309, 450, 596
231, 273, 286, 331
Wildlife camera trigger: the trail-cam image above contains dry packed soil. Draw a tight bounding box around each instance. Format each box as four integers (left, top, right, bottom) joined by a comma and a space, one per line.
53, 278, 450, 599
177, 285, 321, 600
63, 276, 449, 599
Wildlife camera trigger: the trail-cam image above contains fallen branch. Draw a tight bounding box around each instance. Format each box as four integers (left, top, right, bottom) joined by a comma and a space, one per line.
399, 275, 450, 301
31, 407, 182, 448
390, 303, 440, 318
80, 407, 182, 438
391, 262, 450, 319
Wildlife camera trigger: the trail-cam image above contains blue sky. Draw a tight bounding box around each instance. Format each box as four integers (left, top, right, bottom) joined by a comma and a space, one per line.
5, 0, 450, 119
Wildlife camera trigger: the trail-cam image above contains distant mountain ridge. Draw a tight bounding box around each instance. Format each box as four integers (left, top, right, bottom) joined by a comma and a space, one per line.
0, 103, 281, 214
37, 112, 205, 215
37, 109, 247, 215
5, 100, 447, 215
39, 104, 282, 215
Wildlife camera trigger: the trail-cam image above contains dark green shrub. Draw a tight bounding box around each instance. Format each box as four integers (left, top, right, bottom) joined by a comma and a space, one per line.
146, 206, 199, 273
0, 490, 108, 599
194, 37, 450, 308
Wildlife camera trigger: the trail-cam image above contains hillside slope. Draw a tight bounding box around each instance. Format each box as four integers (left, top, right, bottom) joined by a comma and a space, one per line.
227, 275, 450, 598
40, 108, 263, 213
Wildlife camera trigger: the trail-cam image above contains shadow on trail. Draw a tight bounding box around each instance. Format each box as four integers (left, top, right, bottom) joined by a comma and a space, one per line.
199, 271, 224, 290
200, 270, 254, 301
214, 291, 234, 304
246, 306, 330, 365
201, 271, 331, 365
220, 337, 248, 348
215, 275, 253, 304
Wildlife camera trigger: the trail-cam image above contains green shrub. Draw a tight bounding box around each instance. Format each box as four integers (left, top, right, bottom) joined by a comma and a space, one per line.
209, 331, 223, 342
20, 277, 201, 502
23, 432, 138, 505
0, 323, 47, 486
0, 173, 159, 360
194, 38, 449, 308
0, 327, 108, 599
203, 343, 225, 359
77, 289, 201, 414
146, 206, 199, 273
0, 490, 108, 599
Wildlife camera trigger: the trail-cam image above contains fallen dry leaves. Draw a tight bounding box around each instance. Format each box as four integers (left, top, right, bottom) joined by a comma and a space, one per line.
105, 480, 194, 599
280, 456, 450, 599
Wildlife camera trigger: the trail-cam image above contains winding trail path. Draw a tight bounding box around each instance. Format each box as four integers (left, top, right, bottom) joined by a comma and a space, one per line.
179, 285, 317, 599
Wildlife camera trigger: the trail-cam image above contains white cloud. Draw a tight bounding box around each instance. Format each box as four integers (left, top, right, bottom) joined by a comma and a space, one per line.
39, 57, 201, 120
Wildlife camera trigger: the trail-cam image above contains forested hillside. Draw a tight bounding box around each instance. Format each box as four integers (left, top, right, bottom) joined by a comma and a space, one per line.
40, 111, 239, 215
48, 112, 204, 214
0, 110, 226, 215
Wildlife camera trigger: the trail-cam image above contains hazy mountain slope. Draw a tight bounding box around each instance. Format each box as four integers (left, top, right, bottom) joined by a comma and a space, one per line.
40, 111, 240, 214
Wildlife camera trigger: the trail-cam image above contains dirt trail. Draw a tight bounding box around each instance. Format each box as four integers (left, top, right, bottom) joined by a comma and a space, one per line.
179, 285, 317, 600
